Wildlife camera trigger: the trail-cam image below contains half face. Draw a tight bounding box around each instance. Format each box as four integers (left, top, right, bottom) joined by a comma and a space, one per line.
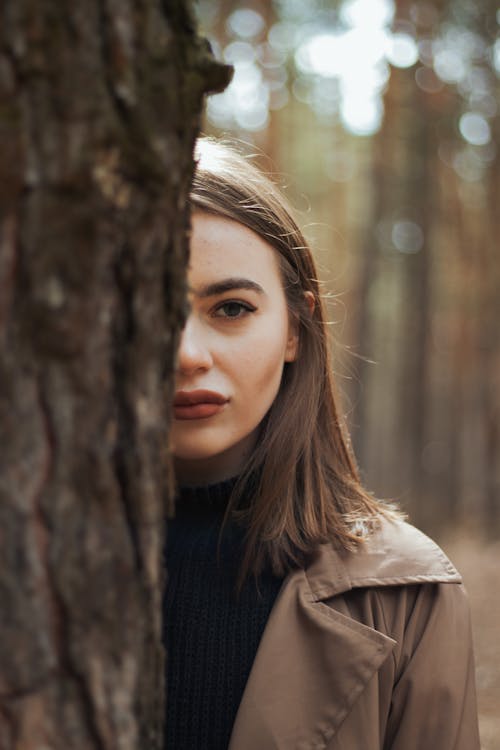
171, 211, 298, 485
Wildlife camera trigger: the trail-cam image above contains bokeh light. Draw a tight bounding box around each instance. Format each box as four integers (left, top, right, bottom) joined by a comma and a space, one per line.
340, 0, 394, 29
386, 33, 419, 68
341, 95, 384, 136
391, 220, 424, 254
293, 21, 393, 136
453, 148, 486, 182
459, 112, 491, 146
226, 9, 264, 39
268, 21, 297, 52
415, 66, 444, 93
433, 48, 467, 83
200, 0, 499, 149
224, 41, 256, 66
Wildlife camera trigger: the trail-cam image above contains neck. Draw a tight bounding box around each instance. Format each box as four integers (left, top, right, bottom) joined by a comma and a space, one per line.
174, 435, 257, 486
174, 458, 238, 486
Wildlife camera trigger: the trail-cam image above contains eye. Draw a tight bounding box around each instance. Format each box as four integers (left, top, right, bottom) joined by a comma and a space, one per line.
212, 300, 257, 319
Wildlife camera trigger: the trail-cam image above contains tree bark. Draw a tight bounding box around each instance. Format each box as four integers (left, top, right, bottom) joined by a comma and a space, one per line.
0, 1, 230, 748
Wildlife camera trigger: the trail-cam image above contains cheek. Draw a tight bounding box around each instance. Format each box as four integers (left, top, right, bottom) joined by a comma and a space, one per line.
236, 332, 288, 395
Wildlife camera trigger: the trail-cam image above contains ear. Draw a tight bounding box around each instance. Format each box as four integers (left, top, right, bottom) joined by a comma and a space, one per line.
304, 291, 315, 315
285, 320, 299, 362
284, 292, 315, 362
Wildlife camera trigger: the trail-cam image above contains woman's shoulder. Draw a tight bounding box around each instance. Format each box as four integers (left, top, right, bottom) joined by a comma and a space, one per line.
305, 518, 461, 600
345, 517, 461, 588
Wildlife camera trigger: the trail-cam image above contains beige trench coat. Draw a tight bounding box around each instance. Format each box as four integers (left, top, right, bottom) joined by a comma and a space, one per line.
228, 519, 480, 750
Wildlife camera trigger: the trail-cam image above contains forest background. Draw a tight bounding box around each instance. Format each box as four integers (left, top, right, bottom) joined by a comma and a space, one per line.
0, 0, 497, 747
196, 0, 499, 746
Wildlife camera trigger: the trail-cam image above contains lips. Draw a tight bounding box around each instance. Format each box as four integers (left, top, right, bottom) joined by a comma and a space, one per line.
173, 390, 228, 420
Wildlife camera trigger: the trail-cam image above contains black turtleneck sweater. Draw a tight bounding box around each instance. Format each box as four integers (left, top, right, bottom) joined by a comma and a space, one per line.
163, 478, 284, 750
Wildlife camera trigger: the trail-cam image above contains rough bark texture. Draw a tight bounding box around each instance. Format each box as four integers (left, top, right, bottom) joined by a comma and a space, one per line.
0, 1, 230, 748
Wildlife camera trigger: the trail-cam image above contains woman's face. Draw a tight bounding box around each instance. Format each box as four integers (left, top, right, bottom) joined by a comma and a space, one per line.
172, 211, 298, 485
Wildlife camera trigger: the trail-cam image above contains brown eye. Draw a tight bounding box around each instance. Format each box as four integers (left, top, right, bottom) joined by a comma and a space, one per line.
213, 301, 256, 319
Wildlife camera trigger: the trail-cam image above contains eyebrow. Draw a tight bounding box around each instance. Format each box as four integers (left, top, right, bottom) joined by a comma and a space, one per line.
192, 277, 266, 298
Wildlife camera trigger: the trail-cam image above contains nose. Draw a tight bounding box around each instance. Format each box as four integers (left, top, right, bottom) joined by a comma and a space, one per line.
177, 314, 213, 375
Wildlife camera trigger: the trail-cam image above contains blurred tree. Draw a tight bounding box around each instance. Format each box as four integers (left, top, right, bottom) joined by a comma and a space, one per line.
0, 1, 229, 748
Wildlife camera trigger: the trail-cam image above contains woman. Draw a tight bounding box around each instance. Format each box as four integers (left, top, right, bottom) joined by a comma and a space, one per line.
164, 138, 480, 750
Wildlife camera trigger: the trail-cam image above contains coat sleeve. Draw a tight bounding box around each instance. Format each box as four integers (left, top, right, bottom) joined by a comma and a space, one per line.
384, 582, 480, 750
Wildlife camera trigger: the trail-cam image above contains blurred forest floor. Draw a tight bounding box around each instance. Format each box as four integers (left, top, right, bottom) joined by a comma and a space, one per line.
441, 530, 500, 750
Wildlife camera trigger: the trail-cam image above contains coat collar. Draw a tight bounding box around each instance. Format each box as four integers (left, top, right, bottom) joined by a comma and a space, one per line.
229, 520, 460, 750
305, 517, 461, 601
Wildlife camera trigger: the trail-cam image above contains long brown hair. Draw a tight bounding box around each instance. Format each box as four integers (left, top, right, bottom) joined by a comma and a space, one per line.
189, 137, 396, 582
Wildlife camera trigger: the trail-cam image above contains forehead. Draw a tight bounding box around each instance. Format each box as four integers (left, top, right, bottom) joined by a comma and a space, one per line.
189, 212, 283, 288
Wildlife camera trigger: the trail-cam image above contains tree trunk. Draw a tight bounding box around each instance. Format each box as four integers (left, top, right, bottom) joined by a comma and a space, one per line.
0, 2, 230, 748
482, 110, 500, 537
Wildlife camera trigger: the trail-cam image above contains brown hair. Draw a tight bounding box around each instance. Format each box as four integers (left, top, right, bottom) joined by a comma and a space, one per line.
189, 137, 396, 583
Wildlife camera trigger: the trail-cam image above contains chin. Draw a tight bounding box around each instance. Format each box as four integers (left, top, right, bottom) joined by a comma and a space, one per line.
173, 446, 225, 462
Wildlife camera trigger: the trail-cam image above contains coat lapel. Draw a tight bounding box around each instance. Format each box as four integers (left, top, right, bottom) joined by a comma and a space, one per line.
228, 548, 396, 750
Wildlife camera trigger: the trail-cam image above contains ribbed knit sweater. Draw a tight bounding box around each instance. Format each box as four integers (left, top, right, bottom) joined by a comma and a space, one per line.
163, 478, 284, 750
